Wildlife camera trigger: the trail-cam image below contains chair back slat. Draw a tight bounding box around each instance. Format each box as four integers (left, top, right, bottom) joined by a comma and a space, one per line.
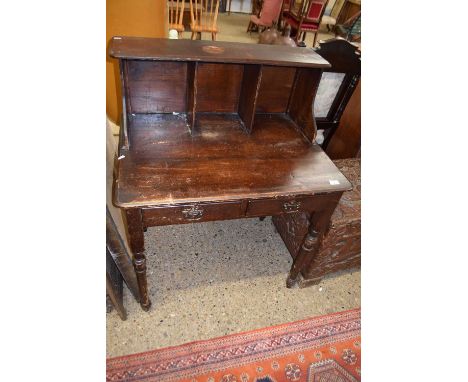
169, 0, 185, 27
190, 0, 219, 32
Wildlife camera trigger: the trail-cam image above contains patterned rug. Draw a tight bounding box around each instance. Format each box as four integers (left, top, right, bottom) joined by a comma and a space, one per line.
107, 309, 361, 382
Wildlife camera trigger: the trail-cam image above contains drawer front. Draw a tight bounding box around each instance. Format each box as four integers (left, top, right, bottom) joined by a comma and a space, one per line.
246, 195, 331, 217
142, 201, 244, 226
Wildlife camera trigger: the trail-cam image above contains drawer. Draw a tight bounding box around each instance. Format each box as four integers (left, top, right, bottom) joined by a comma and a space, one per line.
245, 195, 331, 217
142, 201, 245, 227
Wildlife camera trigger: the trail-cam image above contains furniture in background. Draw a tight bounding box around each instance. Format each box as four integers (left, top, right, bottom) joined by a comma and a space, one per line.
252, 0, 265, 16
107, 246, 127, 320
278, 0, 291, 28
168, 1, 203, 32
283, 0, 329, 46
321, 0, 345, 31
258, 24, 280, 43
247, 0, 283, 33
168, 0, 186, 38
247, 0, 266, 32
335, 10, 360, 42
259, 24, 296, 45
326, 78, 360, 159
109, 37, 351, 311
335, 0, 360, 26
273, 24, 297, 46
313, 38, 361, 150
190, 0, 220, 40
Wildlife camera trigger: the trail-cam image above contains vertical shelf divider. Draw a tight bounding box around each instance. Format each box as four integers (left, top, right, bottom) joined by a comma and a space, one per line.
119, 59, 130, 149
287, 68, 323, 143
186, 61, 198, 134
238, 64, 263, 134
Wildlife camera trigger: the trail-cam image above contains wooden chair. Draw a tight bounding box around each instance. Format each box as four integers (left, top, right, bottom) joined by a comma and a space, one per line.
190, 0, 220, 41
247, 0, 283, 33
283, 0, 329, 46
313, 38, 360, 149
168, 0, 186, 38
278, 0, 291, 29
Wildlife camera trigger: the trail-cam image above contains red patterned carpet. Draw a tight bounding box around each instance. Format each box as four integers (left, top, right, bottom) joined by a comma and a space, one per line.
107, 308, 361, 382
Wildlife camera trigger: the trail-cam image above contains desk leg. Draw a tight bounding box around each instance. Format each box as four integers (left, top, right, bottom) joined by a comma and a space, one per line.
286, 197, 341, 288
286, 223, 320, 288
125, 209, 151, 311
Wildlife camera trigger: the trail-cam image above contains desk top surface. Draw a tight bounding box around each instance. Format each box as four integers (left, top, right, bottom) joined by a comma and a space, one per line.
109, 37, 331, 68
114, 114, 351, 208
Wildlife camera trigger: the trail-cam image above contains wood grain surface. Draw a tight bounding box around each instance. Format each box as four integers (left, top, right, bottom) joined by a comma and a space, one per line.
109, 37, 331, 68
114, 114, 351, 207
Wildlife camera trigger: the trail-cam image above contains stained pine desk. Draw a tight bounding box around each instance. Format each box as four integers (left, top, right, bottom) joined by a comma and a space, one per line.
110, 37, 351, 311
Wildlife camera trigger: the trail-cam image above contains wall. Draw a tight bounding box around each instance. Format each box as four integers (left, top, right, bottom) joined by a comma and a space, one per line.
229, 0, 253, 13
106, 0, 167, 124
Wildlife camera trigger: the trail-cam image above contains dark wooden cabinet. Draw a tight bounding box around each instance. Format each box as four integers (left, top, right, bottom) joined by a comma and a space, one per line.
109, 37, 351, 311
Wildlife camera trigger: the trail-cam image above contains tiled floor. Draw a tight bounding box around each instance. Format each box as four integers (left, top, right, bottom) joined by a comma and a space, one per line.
106, 12, 360, 358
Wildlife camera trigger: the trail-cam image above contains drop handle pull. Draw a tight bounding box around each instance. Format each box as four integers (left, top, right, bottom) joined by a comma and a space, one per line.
182, 206, 204, 220
283, 200, 301, 212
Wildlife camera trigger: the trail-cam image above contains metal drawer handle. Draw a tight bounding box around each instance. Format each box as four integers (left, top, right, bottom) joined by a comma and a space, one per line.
182, 206, 204, 221
283, 200, 301, 212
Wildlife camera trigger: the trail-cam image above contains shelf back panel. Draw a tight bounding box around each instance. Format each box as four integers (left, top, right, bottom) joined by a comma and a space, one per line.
195, 63, 243, 113
256, 66, 297, 113
126, 61, 188, 113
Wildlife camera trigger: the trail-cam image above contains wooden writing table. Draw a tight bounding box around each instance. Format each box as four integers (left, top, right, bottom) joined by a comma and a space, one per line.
109, 37, 351, 311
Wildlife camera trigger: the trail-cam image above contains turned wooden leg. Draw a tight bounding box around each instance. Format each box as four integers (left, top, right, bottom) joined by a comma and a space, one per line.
124, 208, 151, 311
286, 195, 342, 288
286, 225, 320, 288
212, 32, 217, 41
191, 32, 195, 40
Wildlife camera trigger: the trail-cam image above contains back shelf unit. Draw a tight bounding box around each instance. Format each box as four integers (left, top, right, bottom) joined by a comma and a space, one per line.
111, 38, 331, 150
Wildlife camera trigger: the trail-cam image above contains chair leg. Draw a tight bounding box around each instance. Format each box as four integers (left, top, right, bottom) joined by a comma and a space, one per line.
197, 32, 202, 40
178, 31, 183, 39
313, 32, 318, 47
293, 29, 299, 43
212, 32, 217, 41
191, 32, 195, 40
247, 21, 253, 33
